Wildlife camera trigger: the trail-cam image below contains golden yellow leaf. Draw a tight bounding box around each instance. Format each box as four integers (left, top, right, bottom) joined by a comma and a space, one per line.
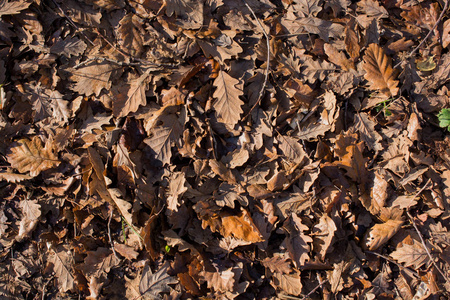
7, 136, 59, 177
363, 43, 399, 96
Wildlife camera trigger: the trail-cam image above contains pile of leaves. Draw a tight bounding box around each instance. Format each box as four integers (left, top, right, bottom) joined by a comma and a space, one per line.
1, 0, 450, 298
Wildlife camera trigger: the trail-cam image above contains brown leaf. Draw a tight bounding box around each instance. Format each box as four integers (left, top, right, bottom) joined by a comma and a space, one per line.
117, 13, 145, 57
262, 255, 292, 274
7, 136, 60, 177
79, 247, 120, 278
50, 36, 87, 57
220, 209, 264, 243
144, 110, 185, 166
48, 245, 76, 293
139, 262, 178, 298
363, 43, 399, 96
283, 17, 344, 42
277, 135, 306, 164
69, 62, 115, 97
212, 69, 244, 126
283, 214, 313, 267
165, 0, 204, 27
272, 270, 302, 296
364, 219, 403, 250
112, 70, 151, 118
114, 243, 139, 260
443, 19, 450, 49
0, 170, 32, 183
312, 214, 337, 260
324, 43, 354, 71
0, 0, 30, 16
390, 240, 430, 269
353, 112, 382, 152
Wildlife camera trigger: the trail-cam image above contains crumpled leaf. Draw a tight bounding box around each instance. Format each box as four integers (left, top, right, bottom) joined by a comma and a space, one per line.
7, 136, 60, 177
117, 13, 144, 57
0, 0, 30, 16
139, 262, 178, 299
363, 43, 399, 96
165, 0, 203, 28
353, 112, 383, 152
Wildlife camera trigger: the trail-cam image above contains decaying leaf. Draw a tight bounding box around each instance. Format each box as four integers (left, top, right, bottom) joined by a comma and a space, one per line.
7, 136, 59, 177
69, 62, 115, 97
363, 43, 399, 96
48, 245, 76, 293
390, 240, 430, 269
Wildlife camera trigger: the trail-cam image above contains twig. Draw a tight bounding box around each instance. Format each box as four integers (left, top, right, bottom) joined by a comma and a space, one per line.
50, 0, 94, 46
301, 279, 329, 300
242, 0, 271, 121
406, 211, 450, 285
108, 209, 119, 259
366, 251, 419, 276
394, 0, 449, 68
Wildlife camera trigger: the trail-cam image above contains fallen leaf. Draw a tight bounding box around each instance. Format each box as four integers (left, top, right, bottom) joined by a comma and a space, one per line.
364, 219, 403, 250
390, 240, 430, 269
7, 136, 60, 177
212, 69, 244, 126
69, 62, 115, 97
139, 262, 178, 299
363, 43, 399, 96
48, 245, 76, 293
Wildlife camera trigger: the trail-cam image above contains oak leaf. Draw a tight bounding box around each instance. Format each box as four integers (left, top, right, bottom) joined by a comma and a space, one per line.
284, 17, 344, 42
112, 70, 151, 118
262, 255, 292, 274
364, 219, 403, 250
277, 135, 306, 164
0, 0, 30, 16
144, 111, 185, 166
78, 247, 120, 278
48, 245, 76, 293
353, 112, 383, 152
69, 62, 115, 97
272, 270, 302, 296
117, 13, 144, 57
283, 214, 313, 267
212, 69, 244, 126
0, 170, 32, 183
165, 0, 203, 28
363, 43, 399, 96
7, 136, 59, 177
139, 262, 178, 299
390, 240, 430, 269
50, 36, 87, 57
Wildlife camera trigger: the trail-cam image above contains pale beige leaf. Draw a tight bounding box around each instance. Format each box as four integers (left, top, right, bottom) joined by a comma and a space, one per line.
296, 123, 331, 140
364, 219, 403, 250
212, 69, 244, 126
301, 57, 336, 84
79, 112, 113, 133
204, 267, 236, 293
114, 243, 139, 260
0, 171, 32, 183
443, 19, 450, 48
0, 0, 30, 16
372, 172, 389, 210
112, 70, 151, 117
20, 200, 41, 221
78, 247, 120, 278
49, 245, 76, 293
117, 13, 144, 57
354, 112, 383, 152
108, 188, 133, 226
283, 214, 313, 267
363, 43, 399, 96
69, 62, 115, 97
0, 210, 7, 237
51, 95, 71, 123
283, 17, 344, 42
7, 136, 59, 177
391, 240, 430, 269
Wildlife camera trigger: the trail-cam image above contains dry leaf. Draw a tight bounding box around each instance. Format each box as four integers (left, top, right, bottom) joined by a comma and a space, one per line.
391, 240, 430, 269
212, 69, 244, 126
364, 219, 403, 250
69, 62, 115, 97
48, 245, 76, 293
112, 70, 151, 117
272, 270, 302, 296
139, 262, 178, 299
7, 136, 59, 177
363, 43, 399, 96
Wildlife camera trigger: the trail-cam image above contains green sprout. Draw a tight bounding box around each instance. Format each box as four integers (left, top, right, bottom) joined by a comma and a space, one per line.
438, 108, 450, 131
375, 99, 392, 116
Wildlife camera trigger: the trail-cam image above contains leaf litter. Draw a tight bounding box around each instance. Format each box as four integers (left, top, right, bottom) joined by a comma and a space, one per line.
0, 0, 450, 299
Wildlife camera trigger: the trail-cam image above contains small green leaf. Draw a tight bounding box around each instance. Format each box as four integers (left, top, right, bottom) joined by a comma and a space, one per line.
165, 245, 171, 253
416, 56, 436, 71
438, 108, 450, 131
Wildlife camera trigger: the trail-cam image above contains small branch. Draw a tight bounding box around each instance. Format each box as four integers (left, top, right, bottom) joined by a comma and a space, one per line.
366, 251, 419, 276
406, 211, 450, 284
242, 0, 271, 121
394, 0, 449, 68
50, 0, 94, 46
108, 209, 119, 259
301, 278, 329, 300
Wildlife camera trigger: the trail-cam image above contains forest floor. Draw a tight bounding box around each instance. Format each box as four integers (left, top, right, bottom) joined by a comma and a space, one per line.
1, 0, 450, 299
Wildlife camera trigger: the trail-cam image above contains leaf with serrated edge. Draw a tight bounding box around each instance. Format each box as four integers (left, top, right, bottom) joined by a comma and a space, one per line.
49, 245, 75, 293
7, 136, 59, 177
391, 240, 430, 269
139, 262, 178, 299
69, 62, 115, 97
113, 70, 151, 117
354, 112, 382, 152
212, 69, 244, 126
363, 43, 399, 96
364, 219, 403, 250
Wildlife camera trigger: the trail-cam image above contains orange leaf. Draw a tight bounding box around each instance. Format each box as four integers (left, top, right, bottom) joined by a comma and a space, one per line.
363, 43, 399, 96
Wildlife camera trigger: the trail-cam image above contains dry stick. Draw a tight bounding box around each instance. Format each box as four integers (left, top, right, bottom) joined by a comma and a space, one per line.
242, 0, 270, 120
406, 211, 450, 285
301, 279, 329, 300
50, 0, 94, 46
108, 209, 119, 259
394, 0, 449, 69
